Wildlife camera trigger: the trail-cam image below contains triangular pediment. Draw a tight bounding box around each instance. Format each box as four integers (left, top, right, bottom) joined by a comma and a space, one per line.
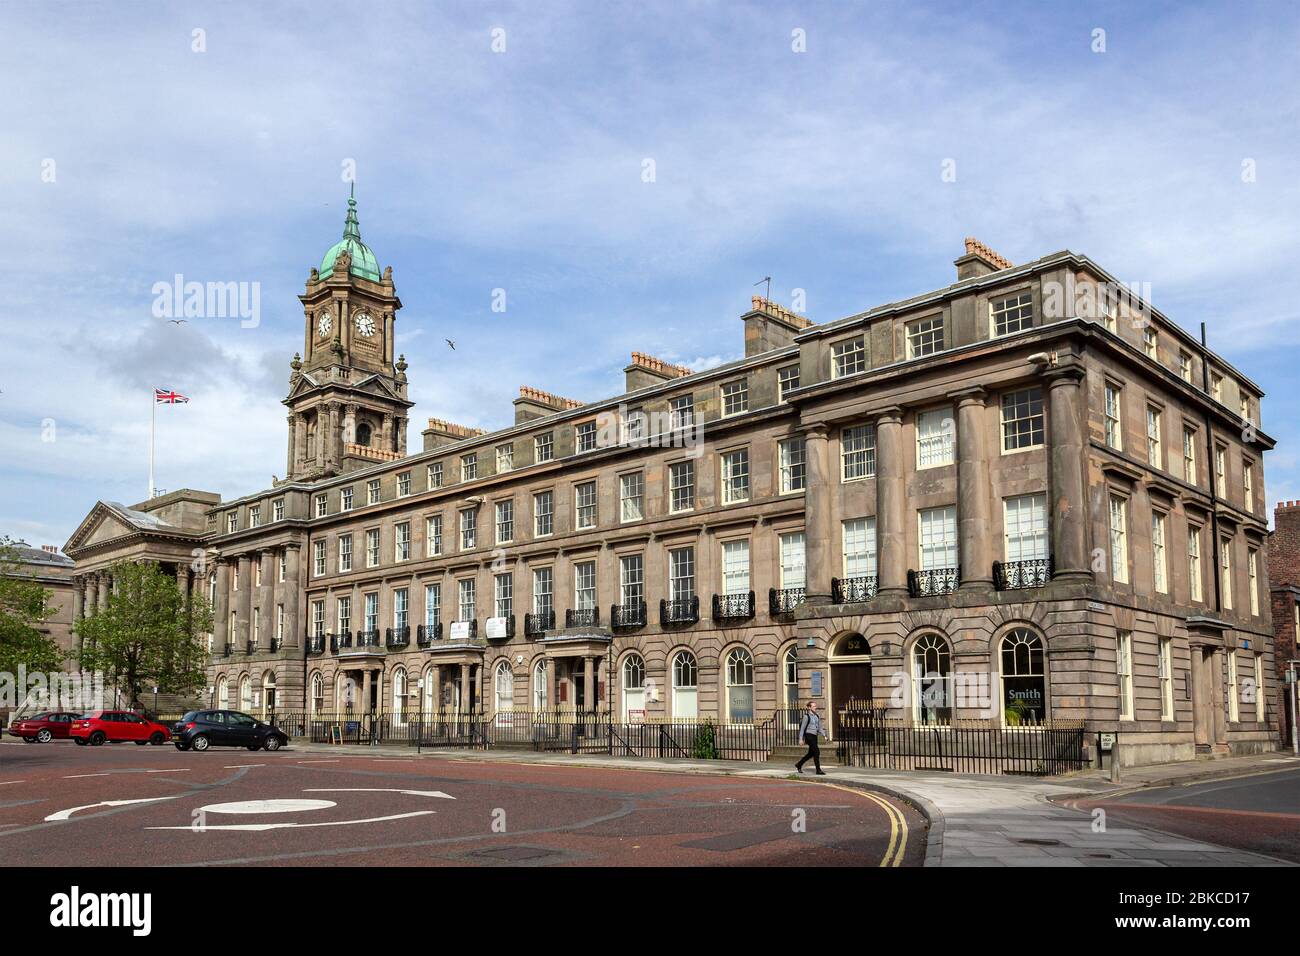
283, 372, 412, 409
64, 501, 190, 556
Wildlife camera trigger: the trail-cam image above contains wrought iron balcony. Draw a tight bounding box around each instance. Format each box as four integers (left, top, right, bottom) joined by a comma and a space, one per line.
660, 596, 699, 626
416, 623, 441, 647
484, 615, 515, 640
993, 558, 1052, 590
769, 586, 806, 617
908, 566, 960, 597
355, 629, 381, 648
270, 637, 283, 653
565, 607, 600, 629
337, 631, 353, 649
385, 626, 411, 649
712, 591, 755, 622
832, 575, 878, 604
308, 634, 325, 655
245, 639, 257, 654
222, 643, 234, 657
611, 601, 647, 629
525, 609, 554, 636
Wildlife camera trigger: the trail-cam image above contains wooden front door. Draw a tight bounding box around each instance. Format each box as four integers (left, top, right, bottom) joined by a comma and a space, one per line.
832, 662, 873, 736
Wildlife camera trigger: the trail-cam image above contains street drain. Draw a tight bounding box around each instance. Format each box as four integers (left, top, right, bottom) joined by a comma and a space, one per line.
1018, 838, 1062, 847
468, 845, 560, 863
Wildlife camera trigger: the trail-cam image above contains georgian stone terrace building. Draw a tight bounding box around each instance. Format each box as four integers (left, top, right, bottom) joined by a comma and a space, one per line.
63, 204, 1280, 767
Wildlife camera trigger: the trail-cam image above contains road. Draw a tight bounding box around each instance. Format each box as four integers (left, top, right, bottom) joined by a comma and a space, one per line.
0, 739, 924, 867
1066, 766, 1300, 864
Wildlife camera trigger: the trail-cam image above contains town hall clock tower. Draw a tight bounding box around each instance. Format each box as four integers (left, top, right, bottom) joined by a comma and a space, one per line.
283, 191, 414, 481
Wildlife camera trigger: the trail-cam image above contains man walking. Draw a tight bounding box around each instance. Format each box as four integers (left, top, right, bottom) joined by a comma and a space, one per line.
794, 701, 828, 775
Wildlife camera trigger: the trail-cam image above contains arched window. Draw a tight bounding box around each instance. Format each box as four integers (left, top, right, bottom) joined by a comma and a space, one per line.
261, 670, 277, 718
1000, 629, 1047, 725
912, 633, 952, 725
356, 422, 372, 447
239, 675, 253, 713
672, 651, 698, 719
494, 661, 514, 714
532, 660, 548, 713
310, 673, 323, 715
622, 654, 646, 722
725, 647, 754, 723
783, 647, 799, 714
392, 668, 408, 725
217, 676, 229, 710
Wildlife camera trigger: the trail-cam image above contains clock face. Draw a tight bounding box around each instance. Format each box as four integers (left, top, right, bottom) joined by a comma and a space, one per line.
317, 311, 332, 336
355, 313, 376, 338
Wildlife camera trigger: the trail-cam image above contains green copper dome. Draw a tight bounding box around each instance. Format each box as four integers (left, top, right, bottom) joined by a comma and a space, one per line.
318, 192, 382, 282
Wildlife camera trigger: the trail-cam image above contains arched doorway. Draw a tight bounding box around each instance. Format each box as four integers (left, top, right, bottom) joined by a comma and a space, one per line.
622, 654, 646, 722
261, 670, 277, 719
830, 632, 872, 737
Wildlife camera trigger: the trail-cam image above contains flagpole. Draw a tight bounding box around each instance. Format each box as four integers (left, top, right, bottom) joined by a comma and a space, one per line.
149, 389, 155, 500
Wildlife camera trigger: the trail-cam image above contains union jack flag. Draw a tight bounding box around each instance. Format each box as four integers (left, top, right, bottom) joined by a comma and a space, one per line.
154, 387, 190, 404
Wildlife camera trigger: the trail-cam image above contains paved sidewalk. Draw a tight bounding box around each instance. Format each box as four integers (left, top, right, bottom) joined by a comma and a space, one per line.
289, 741, 1297, 866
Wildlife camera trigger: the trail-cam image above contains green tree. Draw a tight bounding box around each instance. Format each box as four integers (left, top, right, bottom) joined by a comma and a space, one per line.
75, 561, 212, 708
0, 538, 66, 674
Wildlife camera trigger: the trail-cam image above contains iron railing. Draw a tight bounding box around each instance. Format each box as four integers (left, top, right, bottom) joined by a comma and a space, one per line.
993, 558, 1052, 590
448, 620, 478, 641
611, 601, 647, 629
222, 643, 234, 657
768, 586, 805, 617
832, 574, 878, 604
711, 591, 755, 622
270, 637, 283, 653
307, 634, 325, 655
245, 640, 257, 655
354, 629, 381, 649
835, 717, 1087, 776
525, 609, 554, 636
416, 623, 441, 647
385, 626, 411, 649
908, 566, 960, 597
565, 607, 600, 628
660, 596, 699, 626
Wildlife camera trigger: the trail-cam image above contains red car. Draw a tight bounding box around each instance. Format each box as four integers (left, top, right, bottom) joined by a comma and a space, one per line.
7, 712, 82, 743
70, 711, 172, 747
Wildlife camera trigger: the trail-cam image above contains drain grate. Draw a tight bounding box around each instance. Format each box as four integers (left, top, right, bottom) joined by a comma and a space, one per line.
1018, 838, 1062, 847
467, 845, 560, 863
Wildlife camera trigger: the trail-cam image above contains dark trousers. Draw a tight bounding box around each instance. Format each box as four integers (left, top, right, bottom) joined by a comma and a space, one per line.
795, 732, 822, 772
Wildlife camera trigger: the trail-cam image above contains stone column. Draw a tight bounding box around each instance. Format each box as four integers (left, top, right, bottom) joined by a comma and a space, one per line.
396, 416, 408, 456
327, 402, 341, 469
286, 413, 297, 476
546, 659, 557, 715
431, 665, 442, 715
283, 544, 301, 649
235, 553, 253, 649
952, 388, 992, 588
802, 423, 833, 604
362, 669, 373, 714
475, 665, 483, 715
293, 414, 307, 475
258, 551, 275, 648
214, 559, 230, 651
97, 573, 110, 611
1046, 365, 1090, 580
382, 414, 394, 453
459, 663, 471, 713
583, 656, 595, 713
875, 407, 908, 595
344, 403, 358, 447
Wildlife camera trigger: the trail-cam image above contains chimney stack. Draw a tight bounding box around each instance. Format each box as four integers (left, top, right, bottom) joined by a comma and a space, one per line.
742, 296, 813, 357
1273, 501, 1300, 588
421, 417, 487, 451
954, 237, 1013, 281
624, 352, 692, 393
513, 386, 584, 424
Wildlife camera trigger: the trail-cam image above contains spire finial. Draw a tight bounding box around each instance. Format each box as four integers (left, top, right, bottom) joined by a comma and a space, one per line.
343, 183, 361, 241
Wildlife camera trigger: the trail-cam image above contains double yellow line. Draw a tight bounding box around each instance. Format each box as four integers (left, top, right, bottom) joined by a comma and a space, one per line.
819, 781, 909, 867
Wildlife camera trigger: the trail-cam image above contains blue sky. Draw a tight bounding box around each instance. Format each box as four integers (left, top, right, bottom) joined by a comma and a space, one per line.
2, 0, 1298, 547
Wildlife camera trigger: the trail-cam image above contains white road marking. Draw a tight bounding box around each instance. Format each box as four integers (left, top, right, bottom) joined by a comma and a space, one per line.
303, 788, 455, 800
44, 794, 187, 822
148, 810, 435, 831
200, 799, 336, 815
0, 781, 26, 786
223, 764, 265, 769
144, 769, 190, 773
62, 773, 110, 779
296, 760, 339, 764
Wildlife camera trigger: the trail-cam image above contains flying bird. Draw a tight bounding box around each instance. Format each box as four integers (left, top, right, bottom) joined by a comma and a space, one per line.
168, 319, 187, 325
445, 339, 457, 351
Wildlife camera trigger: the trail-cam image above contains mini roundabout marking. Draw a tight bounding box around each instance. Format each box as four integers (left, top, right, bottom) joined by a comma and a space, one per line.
144, 788, 456, 832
